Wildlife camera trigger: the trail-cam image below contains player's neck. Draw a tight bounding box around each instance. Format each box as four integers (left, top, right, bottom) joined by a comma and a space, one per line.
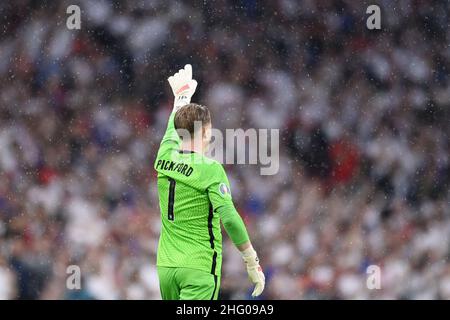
180, 139, 205, 154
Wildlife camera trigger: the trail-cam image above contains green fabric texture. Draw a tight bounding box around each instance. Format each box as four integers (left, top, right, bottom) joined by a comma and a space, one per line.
216, 203, 249, 246
158, 266, 220, 300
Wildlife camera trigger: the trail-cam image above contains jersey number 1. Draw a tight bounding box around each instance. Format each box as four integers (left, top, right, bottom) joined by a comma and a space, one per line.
168, 178, 176, 221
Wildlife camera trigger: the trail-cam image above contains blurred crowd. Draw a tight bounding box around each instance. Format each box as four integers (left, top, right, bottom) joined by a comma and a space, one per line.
0, 0, 449, 299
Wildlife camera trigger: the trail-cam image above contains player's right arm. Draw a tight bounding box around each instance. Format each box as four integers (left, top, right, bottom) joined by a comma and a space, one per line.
208, 164, 265, 297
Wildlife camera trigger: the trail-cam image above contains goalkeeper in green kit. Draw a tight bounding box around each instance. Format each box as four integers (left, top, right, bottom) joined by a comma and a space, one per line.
154, 64, 265, 300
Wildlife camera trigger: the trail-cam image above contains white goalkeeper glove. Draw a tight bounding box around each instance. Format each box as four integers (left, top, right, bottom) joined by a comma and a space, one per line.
167, 64, 198, 111
241, 246, 265, 297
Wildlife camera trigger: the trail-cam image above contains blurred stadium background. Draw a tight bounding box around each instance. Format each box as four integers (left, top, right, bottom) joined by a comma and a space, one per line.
0, 0, 449, 299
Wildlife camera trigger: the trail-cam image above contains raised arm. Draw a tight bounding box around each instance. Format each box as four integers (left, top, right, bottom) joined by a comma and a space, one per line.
158, 64, 198, 155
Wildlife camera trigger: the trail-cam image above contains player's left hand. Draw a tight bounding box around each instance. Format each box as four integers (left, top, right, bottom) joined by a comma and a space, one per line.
247, 263, 265, 297
241, 246, 266, 297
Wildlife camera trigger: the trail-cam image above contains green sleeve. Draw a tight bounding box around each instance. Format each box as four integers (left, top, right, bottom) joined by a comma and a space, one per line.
208, 163, 250, 246
157, 111, 181, 159
217, 203, 249, 246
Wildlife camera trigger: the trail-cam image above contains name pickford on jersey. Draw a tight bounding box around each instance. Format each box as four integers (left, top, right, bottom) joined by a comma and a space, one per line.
155, 159, 194, 177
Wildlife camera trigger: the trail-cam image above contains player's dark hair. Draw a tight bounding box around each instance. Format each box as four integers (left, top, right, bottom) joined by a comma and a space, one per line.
174, 103, 211, 138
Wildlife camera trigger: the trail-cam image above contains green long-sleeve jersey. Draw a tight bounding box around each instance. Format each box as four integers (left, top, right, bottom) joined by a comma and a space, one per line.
154, 110, 249, 276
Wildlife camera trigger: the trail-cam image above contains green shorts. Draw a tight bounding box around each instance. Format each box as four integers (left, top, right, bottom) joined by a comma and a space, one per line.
157, 267, 220, 300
